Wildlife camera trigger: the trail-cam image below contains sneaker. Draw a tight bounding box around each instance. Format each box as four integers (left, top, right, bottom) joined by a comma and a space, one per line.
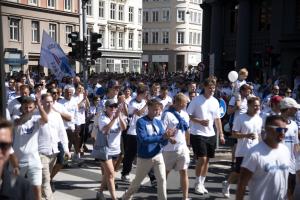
151, 179, 157, 188
222, 181, 230, 198
83, 144, 89, 152
96, 191, 105, 200
121, 175, 130, 182
194, 183, 204, 195
202, 185, 208, 194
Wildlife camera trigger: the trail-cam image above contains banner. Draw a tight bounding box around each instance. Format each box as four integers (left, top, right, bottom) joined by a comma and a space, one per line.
39, 31, 75, 80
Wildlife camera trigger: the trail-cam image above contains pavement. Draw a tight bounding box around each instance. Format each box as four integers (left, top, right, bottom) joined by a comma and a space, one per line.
52, 145, 246, 200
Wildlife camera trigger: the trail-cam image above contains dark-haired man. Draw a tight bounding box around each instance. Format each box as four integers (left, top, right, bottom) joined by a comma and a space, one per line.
236, 115, 290, 200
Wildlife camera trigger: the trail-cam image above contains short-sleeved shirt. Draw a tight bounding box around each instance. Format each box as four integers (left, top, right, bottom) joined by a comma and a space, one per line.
242, 142, 290, 200
187, 95, 220, 137
98, 114, 122, 155
232, 113, 262, 157
162, 110, 190, 152
127, 99, 147, 136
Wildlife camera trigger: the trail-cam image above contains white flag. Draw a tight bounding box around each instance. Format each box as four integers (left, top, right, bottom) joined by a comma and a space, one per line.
39, 31, 75, 80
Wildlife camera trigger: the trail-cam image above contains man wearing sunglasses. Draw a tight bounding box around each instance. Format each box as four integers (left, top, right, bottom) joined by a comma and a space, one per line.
236, 115, 290, 200
0, 118, 34, 199
279, 97, 300, 200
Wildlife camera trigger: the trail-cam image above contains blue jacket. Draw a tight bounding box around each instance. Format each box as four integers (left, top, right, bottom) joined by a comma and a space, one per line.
136, 116, 168, 159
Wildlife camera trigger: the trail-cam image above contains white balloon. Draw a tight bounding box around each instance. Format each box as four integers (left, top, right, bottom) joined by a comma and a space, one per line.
228, 71, 238, 82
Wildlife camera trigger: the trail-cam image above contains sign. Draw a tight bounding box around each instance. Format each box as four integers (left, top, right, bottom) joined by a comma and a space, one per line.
219, 98, 227, 118
4, 58, 28, 65
152, 55, 168, 62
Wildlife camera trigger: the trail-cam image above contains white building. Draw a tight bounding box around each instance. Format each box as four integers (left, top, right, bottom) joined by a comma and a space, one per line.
142, 0, 202, 73
86, 0, 143, 73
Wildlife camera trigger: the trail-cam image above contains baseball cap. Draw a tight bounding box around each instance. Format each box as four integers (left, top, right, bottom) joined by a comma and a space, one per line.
280, 97, 300, 109
104, 99, 118, 107
270, 95, 283, 104
107, 80, 120, 89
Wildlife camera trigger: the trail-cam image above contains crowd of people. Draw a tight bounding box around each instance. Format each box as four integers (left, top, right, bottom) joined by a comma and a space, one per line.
0, 68, 300, 200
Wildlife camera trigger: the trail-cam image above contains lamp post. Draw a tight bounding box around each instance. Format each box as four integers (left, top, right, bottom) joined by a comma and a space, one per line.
0, 6, 6, 118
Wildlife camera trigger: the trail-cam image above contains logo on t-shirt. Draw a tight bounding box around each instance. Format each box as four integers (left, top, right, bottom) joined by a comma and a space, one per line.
264, 163, 289, 172
24, 126, 35, 135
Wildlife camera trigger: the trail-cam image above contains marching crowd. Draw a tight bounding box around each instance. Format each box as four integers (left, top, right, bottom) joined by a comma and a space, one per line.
1, 68, 300, 200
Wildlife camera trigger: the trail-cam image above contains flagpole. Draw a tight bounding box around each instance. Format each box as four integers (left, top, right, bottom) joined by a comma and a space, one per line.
0, 5, 7, 118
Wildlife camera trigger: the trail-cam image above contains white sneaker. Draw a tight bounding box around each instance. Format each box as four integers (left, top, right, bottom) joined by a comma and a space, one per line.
222, 181, 230, 198
202, 185, 208, 194
194, 183, 204, 195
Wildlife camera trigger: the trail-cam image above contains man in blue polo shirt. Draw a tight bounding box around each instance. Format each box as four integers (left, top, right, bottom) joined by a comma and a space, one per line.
122, 99, 175, 200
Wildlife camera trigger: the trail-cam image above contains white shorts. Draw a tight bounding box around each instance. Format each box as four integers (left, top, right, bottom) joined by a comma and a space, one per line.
163, 147, 190, 171
20, 165, 42, 186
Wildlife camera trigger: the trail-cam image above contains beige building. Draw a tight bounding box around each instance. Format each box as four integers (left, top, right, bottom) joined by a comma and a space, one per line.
86, 0, 143, 73
142, 0, 202, 73
0, 0, 80, 74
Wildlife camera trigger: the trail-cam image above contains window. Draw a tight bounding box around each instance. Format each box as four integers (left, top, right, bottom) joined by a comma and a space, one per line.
162, 32, 169, 44
177, 10, 185, 22
129, 7, 134, 22
258, 0, 271, 31
138, 31, 142, 49
152, 32, 159, 44
152, 11, 159, 22
197, 33, 201, 44
87, 0, 92, 16
138, 9, 142, 24
65, 26, 72, 44
121, 60, 129, 73
132, 60, 140, 72
128, 32, 133, 48
143, 11, 149, 22
49, 23, 57, 41
31, 21, 39, 43
29, 0, 37, 5
162, 9, 170, 21
198, 12, 201, 24
48, 0, 55, 8
110, 3, 116, 19
106, 59, 114, 72
64, 0, 71, 11
189, 32, 192, 44
118, 32, 124, 48
119, 5, 124, 21
10, 18, 20, 41
110, 31, 116, 48
177, 31, 184, 44
143, 32, 149, 44
99, 1, 104, 18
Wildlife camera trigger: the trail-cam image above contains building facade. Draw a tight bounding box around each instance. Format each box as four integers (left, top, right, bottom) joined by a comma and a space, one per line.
142, 0, 203, 73
86, 0, 143, 73
1, 0, 80, 74
202, 0, 300, 84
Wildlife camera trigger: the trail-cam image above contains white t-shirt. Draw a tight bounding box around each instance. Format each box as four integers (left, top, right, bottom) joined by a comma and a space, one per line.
127, 99, 147, 136
228, 96, 248, 120
58, 98, 78, 130
13, 111, 42, 168
162, 110, 190, 152
187, 95, 220, 137
156, 96, 173, 111
242, 142, 290, 200
73, 94, 86, 125
98, 114, 122, 155
232, 113, 262, 157
283, 119, 299, 174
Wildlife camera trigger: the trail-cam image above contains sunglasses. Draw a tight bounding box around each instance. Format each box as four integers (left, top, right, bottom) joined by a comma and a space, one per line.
0, 142, 12, 152
267, 126, 288, 133
51, 91, 58, 94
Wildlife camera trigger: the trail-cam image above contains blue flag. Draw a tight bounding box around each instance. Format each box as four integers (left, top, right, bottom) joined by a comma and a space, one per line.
39, 31, 75, 80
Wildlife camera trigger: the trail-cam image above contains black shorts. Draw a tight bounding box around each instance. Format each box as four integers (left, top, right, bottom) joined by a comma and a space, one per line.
288, 173, 296, 194
56, 142, 65, 165
235, 157, 244, 173
190, 134, 216, 158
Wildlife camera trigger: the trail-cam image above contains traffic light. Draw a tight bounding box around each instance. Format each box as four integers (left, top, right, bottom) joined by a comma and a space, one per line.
68, 32, 83, 60
90, 32, 102, 60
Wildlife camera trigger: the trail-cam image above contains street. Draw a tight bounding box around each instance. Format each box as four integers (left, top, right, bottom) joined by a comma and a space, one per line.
53, 147, 246, 200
